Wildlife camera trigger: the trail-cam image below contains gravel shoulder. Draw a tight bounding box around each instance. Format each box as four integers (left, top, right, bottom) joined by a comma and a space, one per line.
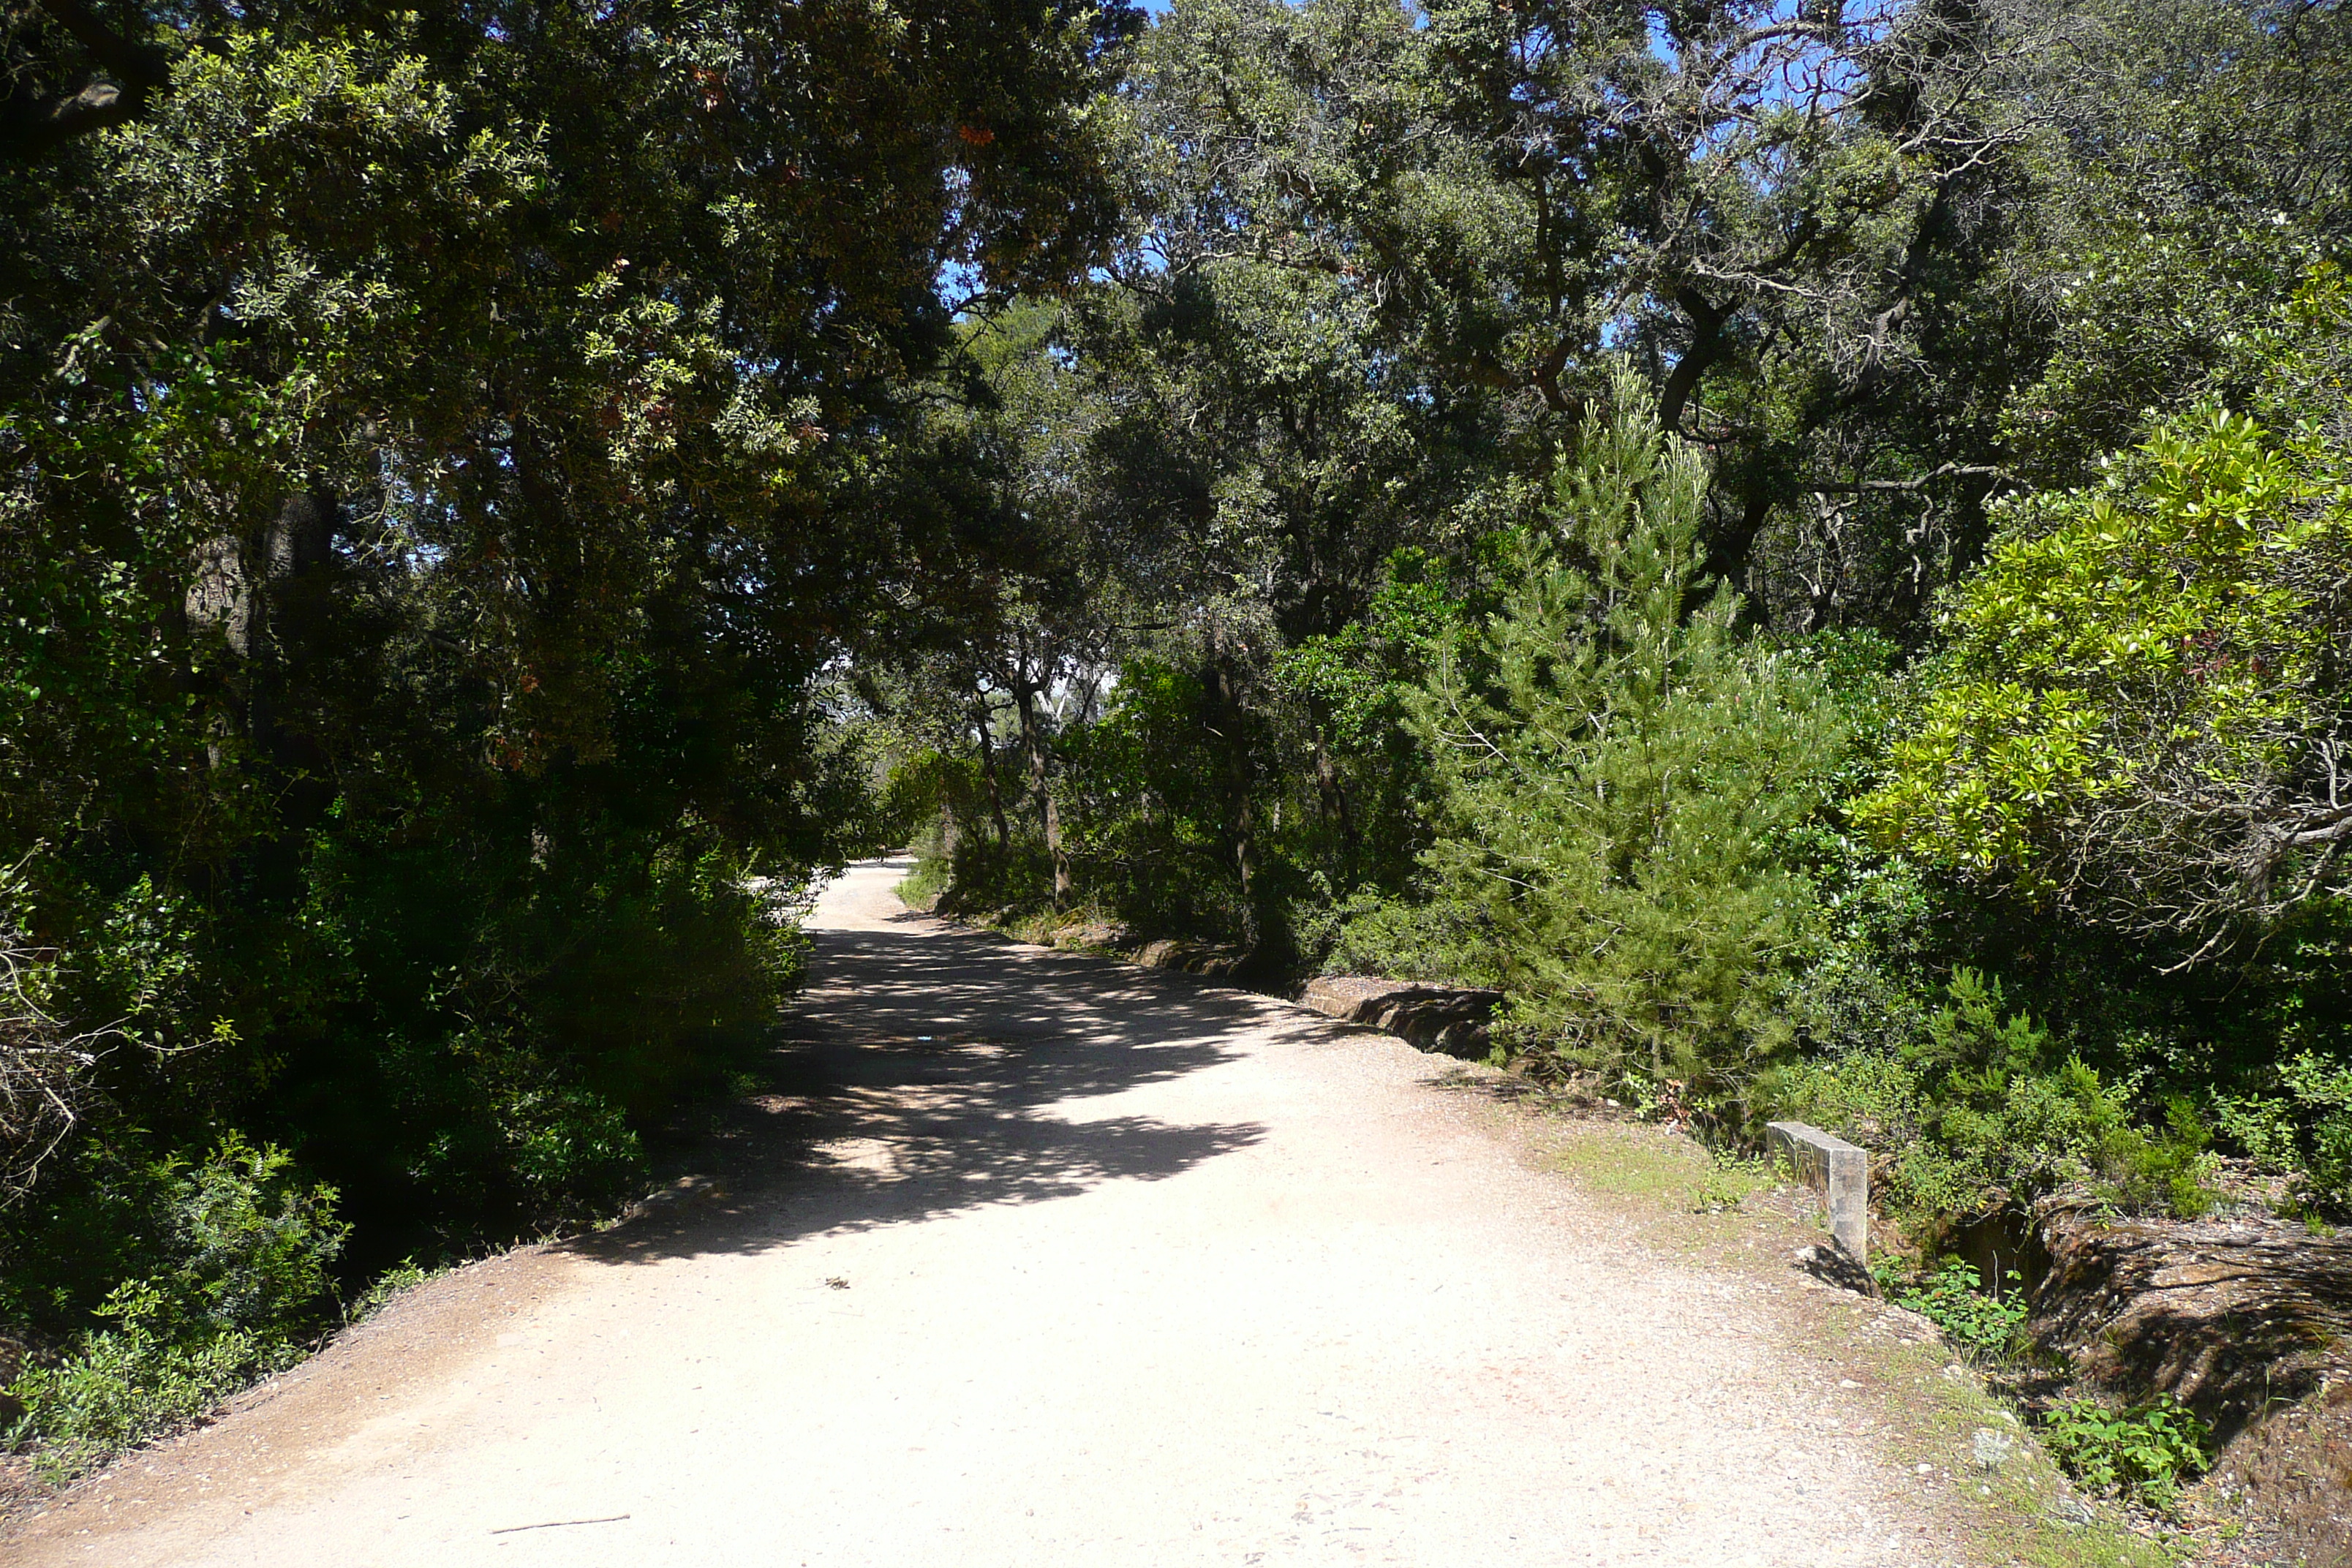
2, 859, 1991, 1567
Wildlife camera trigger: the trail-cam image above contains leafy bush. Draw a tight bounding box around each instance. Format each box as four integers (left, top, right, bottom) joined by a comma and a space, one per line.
4, 1290, 295, 1482
2040, 1394, 2213, 1511
1771, 971, 2217, 1221
4, 1138, 346, 1481
344, 1259, 442, 1324
1863, 271, 2352, 962
2215, 1048, 2352, 1218
161, 1137, 349, 1334
2285, 1050, 2352, 1213
1882, 1257, 2027, 1357
1317, 885, 1504, 992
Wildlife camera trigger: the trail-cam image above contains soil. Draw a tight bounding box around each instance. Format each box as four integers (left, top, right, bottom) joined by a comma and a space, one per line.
2029, 1199, 2352, 1565
1, 859, 1991, 1567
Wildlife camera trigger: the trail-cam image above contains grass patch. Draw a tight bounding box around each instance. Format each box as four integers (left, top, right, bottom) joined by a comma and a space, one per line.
342, 1259, 445, 1326
1692, 1149, 1776, 1213
896, 856, 951, 912
1542, 1120, 1714, 1205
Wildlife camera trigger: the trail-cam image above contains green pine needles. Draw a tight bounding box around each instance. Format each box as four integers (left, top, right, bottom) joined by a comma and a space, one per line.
1361, 366, 1846, 1109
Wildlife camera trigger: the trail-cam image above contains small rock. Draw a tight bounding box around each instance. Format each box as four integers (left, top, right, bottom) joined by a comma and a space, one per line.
1972, 1428, 2014, 1471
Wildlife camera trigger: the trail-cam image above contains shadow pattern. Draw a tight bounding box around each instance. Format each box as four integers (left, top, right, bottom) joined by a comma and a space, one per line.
569, 914, 1280, 1267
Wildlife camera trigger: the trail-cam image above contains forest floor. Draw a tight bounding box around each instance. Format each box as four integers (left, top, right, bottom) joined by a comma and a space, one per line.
0, 859, 2164, 1567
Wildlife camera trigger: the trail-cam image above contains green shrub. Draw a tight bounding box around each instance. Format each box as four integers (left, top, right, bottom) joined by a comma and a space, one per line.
897, 853, 954, 911
162, 1136, 349, 1334
265, 814, 803, 1242
2279, 1050, 2352, 1215
1317, 886, 1503, 991
2039, 1393, 2212, 1511
1861, 282, 2352, 963
1370, 367, 1846, 1104
2201, 1028, 2352, 1221
4, 1289, 293, 1482
1882, 1256, 2027, 1357
1771, 972, 2217, 1221
4, 1137, 346, 1481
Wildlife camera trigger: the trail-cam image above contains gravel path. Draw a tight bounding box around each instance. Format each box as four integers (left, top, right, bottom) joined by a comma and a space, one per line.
1, 859, 1941, 1567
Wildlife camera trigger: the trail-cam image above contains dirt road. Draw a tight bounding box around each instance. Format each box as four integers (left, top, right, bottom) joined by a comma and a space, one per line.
1, 859, 1945, 1567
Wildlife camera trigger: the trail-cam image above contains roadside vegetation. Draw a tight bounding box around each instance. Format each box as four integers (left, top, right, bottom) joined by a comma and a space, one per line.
870, 2, 2348, 1543
0, 0, 1126, 1482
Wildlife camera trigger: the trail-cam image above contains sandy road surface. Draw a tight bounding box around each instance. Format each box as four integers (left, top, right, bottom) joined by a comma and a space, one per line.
1, 859, 1943, 1567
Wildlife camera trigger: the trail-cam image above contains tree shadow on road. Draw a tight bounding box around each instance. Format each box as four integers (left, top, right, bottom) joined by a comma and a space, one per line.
565, 921, 1288, 1267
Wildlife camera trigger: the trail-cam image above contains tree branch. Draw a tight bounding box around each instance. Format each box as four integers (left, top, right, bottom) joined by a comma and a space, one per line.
1804, 463, 2011, 494
5, 1, 173, 157
1657, 288, 1727, 437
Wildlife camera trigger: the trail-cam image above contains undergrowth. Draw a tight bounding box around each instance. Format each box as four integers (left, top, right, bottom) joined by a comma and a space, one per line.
1691, 1149, 1774, 1213
7, 1158, 448, 1486
2, 1137, 345, 1482
2038, 1394, 2213, 1512
1879, 1256, 2029, 1358
1872, 1253, 2215, 1520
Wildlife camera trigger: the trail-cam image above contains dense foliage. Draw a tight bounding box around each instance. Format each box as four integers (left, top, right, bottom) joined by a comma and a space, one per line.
1350, 374, 1846, 1107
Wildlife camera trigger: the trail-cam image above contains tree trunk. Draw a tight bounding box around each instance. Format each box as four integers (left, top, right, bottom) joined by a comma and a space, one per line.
1311, 723, 1357, 875
1657, 287, 1727, 440
1011, 679, 1070, 904
178, 487, 341, 897
1203, 628, 1256, 935
974, 707, 1012, 850
182, 486, 336, 777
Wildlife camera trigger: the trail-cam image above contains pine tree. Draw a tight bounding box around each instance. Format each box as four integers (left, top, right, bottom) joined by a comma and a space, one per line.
1409, 366, 1845, 1103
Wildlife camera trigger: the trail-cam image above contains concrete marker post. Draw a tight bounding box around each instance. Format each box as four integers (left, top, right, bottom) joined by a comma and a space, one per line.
1765, 1120, 1869, 1265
